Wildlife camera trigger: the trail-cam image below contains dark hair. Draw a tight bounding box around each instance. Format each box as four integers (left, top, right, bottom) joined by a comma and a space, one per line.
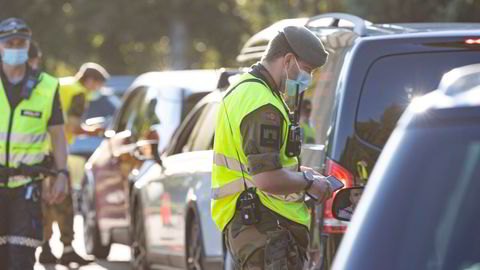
261, 32, 294, 63
76, 62, 110, 83
28, 41, 41, 59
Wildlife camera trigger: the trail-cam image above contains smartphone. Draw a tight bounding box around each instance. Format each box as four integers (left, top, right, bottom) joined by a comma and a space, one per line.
326, 175, 345, 192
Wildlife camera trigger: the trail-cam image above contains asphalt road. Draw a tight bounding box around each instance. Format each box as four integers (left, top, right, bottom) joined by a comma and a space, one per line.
34, 215, 132, 270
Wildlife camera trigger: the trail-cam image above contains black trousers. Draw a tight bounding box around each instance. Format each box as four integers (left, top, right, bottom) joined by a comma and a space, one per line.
0, 182, 43, 270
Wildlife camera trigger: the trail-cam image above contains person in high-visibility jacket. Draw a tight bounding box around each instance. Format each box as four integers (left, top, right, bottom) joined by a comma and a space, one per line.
212, 26, 332, 269
59, 62, 109, 145
39, 62, 108, 266
0, 17, 69, 270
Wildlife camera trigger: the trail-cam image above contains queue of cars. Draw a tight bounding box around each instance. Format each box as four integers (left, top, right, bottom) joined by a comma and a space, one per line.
129, 90, 224, 270
237, 13, 480, 269
80, 69, 227, 258
75, 12, 480, 270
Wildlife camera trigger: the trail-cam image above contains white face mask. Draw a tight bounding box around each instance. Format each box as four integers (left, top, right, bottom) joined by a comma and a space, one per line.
285, 57, 312, 97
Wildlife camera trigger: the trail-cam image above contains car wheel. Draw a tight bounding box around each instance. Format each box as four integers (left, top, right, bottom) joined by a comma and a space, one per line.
82, 189, 110, 259
131, 202, 149, 270
187, 215, 205, 270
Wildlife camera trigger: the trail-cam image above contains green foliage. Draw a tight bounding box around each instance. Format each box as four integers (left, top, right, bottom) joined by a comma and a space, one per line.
344, 0, 480, 23
1, 0, 479, 76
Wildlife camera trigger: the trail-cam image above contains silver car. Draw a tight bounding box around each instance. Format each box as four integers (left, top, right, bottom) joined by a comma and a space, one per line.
129, 79, 243, 269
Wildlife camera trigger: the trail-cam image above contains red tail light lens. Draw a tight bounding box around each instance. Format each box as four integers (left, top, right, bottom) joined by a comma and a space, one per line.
323, 159, 354, 234
465, 38, 480, 44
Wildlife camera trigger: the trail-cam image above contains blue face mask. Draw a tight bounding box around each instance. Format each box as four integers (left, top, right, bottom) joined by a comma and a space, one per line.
285, 57, 312, 97
2, 48, 29, 66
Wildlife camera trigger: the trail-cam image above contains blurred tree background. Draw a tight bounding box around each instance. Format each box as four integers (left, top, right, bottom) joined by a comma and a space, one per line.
1, 0, 479, 76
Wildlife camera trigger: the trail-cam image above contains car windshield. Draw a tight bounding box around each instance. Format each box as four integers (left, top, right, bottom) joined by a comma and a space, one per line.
300, 30, 356, 167
83, 94, 121, 120
353, 123, 480, 270
356, 51, 480, 148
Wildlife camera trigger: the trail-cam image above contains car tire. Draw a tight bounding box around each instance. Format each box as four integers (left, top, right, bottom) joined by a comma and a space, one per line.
82, 186, 110, 259
131, 202, 150, 270
186, 214, 205, 270
84, 219, 110, 259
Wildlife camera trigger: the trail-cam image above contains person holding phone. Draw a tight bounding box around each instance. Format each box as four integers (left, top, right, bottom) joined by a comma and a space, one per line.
212, 26, 333, 270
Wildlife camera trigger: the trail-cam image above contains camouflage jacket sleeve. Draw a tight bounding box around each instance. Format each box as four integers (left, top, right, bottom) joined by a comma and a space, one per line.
240, 104, 284, 175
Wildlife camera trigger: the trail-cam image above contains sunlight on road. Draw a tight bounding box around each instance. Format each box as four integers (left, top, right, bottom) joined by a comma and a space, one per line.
34, 215, 132, 270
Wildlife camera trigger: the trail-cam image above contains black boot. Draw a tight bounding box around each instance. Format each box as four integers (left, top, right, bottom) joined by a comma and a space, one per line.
59, 246, 93, 266
39, 243, 58, 264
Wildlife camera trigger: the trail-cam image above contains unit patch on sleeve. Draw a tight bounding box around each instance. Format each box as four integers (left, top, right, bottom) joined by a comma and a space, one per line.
260, 124, 280, 148
21, 109, 42, 118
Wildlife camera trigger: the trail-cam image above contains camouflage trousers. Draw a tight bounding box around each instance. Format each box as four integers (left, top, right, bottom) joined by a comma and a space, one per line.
42, 193, 74, 245
225, 203, 309, 270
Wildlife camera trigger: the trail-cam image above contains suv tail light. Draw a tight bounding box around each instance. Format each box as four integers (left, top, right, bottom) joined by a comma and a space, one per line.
322, 159, 354, 234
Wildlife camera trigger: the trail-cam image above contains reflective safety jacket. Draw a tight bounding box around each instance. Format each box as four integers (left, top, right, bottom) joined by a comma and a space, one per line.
0, 73, 58, 188
58, 77, 87, 144
211, 73, 310, 232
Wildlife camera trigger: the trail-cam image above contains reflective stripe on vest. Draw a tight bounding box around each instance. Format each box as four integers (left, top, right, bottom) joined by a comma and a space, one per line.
211, 163, 298, 199
213, 152, 251, 176
211, 177, 255, 199
9, 153, 45, 166
0, 72, 58, 188
0, 132, 47, 144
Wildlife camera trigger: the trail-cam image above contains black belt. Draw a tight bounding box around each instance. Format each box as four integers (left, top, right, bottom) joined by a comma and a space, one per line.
0, 163, 57, 184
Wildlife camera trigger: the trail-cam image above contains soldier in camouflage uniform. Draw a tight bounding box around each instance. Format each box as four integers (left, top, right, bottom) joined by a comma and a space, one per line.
212, 26, 332, 270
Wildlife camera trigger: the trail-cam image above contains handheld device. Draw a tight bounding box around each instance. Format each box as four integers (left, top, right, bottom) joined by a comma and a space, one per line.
285, 124, 303, 157
238, 188, 261, 225
326, 175, 344, 192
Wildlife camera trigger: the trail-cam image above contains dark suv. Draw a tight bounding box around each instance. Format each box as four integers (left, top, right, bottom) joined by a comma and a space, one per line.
330, 63, 480, 270
237, 13, 480, 269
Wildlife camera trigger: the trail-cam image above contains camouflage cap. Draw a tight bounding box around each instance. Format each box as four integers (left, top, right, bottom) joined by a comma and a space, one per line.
282, 26, 328, 68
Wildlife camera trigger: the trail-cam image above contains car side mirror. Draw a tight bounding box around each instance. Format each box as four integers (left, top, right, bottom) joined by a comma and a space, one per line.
104, 129, 116, 139
332, 187, 364, 222
82, 117, 107, 136
84, 116, 106, 127
132, 143, 163, 167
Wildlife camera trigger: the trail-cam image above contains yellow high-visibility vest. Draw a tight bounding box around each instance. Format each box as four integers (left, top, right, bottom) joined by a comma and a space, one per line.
0, 72, 58, 188
211, 73, 310, 232
58, 77, 88, 144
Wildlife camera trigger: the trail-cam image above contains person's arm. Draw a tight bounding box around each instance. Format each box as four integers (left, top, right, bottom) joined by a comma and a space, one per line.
47, 125, 69, 204
64, 92, 90, 134
241, 105, 331, 201
45, 87, 68, 204
253, 159, 331, 202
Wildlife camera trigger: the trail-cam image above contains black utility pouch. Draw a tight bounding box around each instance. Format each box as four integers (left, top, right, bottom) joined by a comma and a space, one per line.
286, 124, 303, 157
237, 188, 261, 225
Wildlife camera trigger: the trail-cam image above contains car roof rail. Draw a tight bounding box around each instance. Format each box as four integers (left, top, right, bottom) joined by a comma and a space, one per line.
306, 13, 371, 36
236, 18, 309, 63
216, 68, 247, 90
438, 63, 480, 96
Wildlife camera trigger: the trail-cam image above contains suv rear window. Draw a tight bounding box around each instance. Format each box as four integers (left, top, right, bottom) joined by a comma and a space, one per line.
356, 51, 480, 148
